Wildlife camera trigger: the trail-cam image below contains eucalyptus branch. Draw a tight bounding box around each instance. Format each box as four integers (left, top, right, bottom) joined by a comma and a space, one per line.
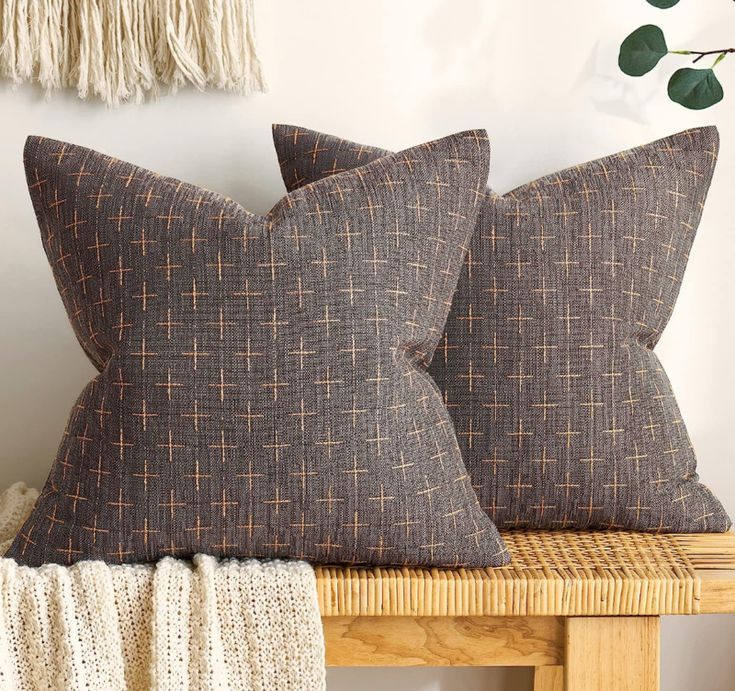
617, 0, 730, 109
670, 48, 735, 64
619, 24, 728, 109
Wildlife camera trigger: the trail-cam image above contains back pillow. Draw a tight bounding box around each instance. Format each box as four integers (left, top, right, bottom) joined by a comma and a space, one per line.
273, 124, 731, 533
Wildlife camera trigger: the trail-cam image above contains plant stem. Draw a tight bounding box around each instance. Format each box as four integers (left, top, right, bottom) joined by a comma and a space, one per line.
670, 48, 735, 63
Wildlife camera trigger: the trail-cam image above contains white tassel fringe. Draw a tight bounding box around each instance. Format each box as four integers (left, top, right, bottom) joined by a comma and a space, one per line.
0, 0, 265, 106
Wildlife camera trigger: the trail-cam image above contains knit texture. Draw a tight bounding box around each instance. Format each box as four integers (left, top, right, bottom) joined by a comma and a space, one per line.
0, 483, 326, 691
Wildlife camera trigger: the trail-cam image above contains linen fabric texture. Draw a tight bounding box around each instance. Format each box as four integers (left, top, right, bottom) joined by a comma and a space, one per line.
8, 131, 509, 567
273, 124, 731, 533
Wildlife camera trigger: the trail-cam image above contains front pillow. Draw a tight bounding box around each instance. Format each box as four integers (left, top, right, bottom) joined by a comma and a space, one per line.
274, 124, 731, 533
8, 131, 510, 567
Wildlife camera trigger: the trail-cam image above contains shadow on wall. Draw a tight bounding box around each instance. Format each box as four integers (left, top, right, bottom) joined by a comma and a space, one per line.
326, 667, 532, 691
417, 1, 594, 194
418, 0, 498, 133
575, 42, 657, 124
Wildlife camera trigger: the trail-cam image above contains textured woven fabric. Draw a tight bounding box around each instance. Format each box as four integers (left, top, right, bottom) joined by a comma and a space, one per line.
273, 124, 731, 533
0, 483, 326, 691
8, 131, 509, 567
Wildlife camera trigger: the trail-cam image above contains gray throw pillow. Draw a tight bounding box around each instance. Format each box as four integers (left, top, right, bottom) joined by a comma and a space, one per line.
7, 130, 510, 567
273, 124, 731, 533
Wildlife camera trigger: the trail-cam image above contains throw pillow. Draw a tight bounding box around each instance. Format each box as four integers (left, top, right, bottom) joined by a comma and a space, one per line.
7, 130, 510, 567
273, 124, 731, 533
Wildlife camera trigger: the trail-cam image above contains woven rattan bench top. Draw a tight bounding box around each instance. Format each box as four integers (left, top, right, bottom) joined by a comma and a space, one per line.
315, 531, 735, 617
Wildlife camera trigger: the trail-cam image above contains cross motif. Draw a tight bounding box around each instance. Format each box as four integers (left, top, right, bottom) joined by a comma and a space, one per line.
342, 510, 370, 543
180, 278, 208, 310
64, 209, 86, 238
458, 360, 485, 393
506, 360, 533, 395
457, 303, 483, 335
15, 525, 37, 556
555, 472, 581, 502
108, 206, 133, 232
55, 537, 83, 563
211, 488, 239, 517
181, 398, 210, 432
314, 366, 344, 399
366, 422, 391, 456
155, 253, 183, 282
407, 193, 432, 221
262, 486, 291, 514
208, 368, 236, 402
261, 367, 290, 401
209, 429, 237, 464
306, 201, 332, 224
315, 535, 343, 558
184, 458, 211, 493
458, 418, 484, 450
156, 205, 183, 230
506, 472, 532, 500
315, 425, 344, 460
185, 516, 212, 541
317, 486, 345, 514
507, 303, 534, 335
132, 399, 158, 431
107, 487, 133, 522
160, 489, 186, 520
181, 338, 210, 370
343, 456, 369, 489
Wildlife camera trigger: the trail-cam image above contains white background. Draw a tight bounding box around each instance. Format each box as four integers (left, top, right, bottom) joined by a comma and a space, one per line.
1, 1, 734, 689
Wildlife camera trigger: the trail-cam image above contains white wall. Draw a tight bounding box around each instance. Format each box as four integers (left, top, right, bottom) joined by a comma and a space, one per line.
1, 1, 733, 689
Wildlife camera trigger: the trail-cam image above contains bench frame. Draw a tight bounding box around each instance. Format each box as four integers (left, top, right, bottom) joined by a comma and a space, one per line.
324, 615, 658, 690
317, 531, 735, 691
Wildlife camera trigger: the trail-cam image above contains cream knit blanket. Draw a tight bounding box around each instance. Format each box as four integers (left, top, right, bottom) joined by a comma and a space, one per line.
0, 483, 326, 691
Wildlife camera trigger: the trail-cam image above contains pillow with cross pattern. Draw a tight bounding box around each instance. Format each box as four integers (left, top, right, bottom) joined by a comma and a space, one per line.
273, 124, 731, 534
7, 130, 509, 567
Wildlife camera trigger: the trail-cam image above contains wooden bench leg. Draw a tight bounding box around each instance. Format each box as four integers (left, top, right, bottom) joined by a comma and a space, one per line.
534, 665, 563, 690
565, 617, 660, 691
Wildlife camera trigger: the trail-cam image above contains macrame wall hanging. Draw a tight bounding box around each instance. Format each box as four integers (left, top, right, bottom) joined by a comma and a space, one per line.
0, 0, 265, 106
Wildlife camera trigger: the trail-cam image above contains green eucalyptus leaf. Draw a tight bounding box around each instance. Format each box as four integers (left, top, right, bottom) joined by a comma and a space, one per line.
619, 25, 668, 76
668, 68, 724, 109
647, 0, 680, 8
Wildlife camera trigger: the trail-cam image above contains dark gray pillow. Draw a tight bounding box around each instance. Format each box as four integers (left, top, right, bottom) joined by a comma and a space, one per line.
7, 130, 510, 567
273, 124, 731, 533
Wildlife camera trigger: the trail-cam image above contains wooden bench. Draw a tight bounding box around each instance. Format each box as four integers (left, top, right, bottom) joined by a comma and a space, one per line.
316, 531, 735, 690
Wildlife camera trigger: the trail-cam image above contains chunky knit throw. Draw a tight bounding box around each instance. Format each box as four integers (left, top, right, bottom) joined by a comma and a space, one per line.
0, 483, 326, 690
